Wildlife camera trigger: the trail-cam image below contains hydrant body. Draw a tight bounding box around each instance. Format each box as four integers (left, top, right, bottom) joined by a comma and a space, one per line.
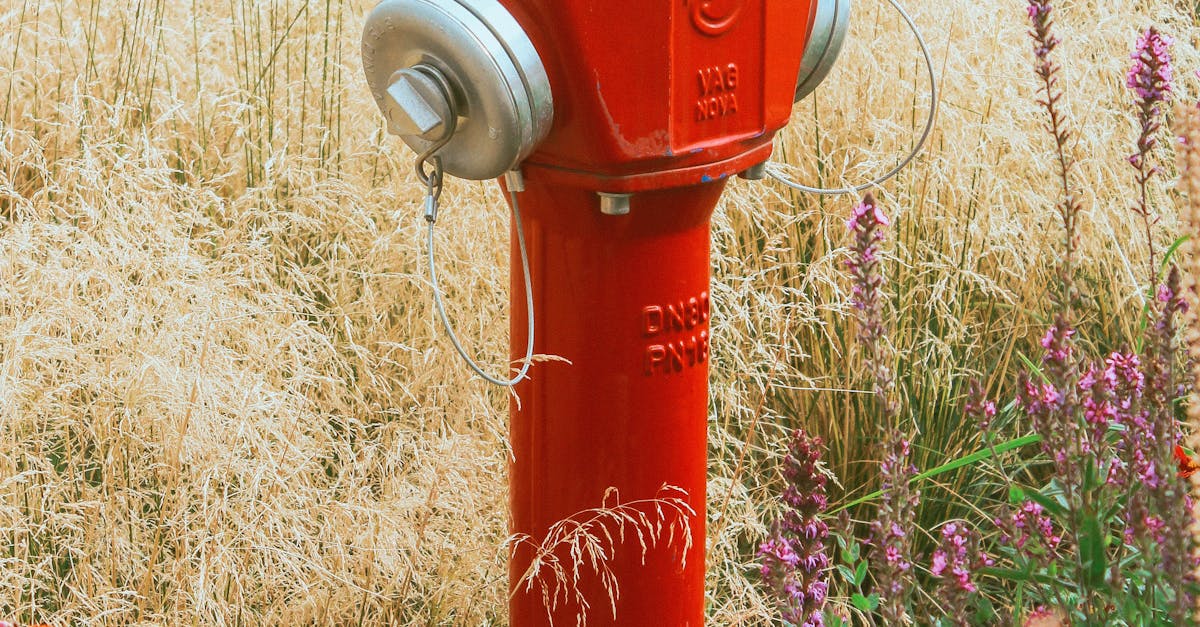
505, 2, 815, 624
508, 182, 721, 625
362, 1, 833, 623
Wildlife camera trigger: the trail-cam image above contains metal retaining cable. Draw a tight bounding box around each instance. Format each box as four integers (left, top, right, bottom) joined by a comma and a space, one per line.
422, 159, 536, 388
767, 0, 938, 195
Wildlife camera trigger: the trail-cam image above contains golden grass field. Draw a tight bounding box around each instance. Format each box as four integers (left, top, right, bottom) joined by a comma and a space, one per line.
1, 0, 1199, 624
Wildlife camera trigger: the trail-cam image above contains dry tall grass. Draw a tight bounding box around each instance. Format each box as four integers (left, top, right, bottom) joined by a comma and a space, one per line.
0, 0, 1197, 624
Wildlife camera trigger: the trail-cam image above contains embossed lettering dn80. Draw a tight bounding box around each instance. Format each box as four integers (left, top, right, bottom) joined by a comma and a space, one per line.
642, 291, 711, 376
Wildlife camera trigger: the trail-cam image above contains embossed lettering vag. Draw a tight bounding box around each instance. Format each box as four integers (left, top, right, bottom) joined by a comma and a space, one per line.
695, 63, 739, 122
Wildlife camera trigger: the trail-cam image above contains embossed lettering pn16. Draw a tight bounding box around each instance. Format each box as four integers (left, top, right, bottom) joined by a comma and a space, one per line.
642, 291, 711, 376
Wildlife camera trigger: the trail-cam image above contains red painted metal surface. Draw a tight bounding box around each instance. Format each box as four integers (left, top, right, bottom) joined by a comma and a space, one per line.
502, 1, 817, 624
503, 0, 815, 192
509, 182, 721, 626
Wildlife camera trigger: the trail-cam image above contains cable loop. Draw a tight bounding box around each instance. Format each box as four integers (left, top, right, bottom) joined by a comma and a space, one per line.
415, 133, 452, 192
403, 63, 531, 387
767, 0, 937, 196
419, 155, 443, 190
423, 175, 536, 388
423, 158, 444, 223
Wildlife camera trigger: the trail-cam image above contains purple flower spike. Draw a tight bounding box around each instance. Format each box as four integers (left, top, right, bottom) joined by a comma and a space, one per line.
846, 193, 889, 349
1127, 28, 1174, 106
965, 379, 997, 431
1126, 27, 1175, 283
758, 429, 830, 627
999, 500, 1063, 558
847, 192, 916, 622
1025, 0, 1084, 313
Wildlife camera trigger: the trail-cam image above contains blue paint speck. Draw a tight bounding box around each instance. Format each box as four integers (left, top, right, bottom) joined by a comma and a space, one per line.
701, 175, 713, 183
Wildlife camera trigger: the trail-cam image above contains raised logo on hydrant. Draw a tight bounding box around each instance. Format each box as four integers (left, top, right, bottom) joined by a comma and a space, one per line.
670, 0, 763, 151
695, 63, 740, 122
642, 291, 711, 376
689, 0, 742, 37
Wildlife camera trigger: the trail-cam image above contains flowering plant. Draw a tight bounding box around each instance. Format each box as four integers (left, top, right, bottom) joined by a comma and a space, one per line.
970, 6, 1197, 624
759, 2, 1200, 623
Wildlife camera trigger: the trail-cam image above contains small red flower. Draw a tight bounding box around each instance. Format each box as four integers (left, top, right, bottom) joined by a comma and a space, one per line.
1175, 445, 1200, 478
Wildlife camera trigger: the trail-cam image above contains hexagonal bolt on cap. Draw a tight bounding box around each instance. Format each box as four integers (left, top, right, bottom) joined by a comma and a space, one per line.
386, 67, 452, 139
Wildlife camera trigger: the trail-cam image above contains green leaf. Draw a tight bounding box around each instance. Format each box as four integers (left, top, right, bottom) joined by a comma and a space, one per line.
1024, 489, 1068, 519
851, 593, 873, 612
854, 560, 868, 586
1162, 235, 1190, 273
1080, 515, 1106, 588
980, 566, 1029, 583
975, 596, 999, 625
1082, 456, 1099, 492
979, 565, 1055, 585
1130, 238, 1192, 351
1043, 480, 1072, 511
841, 539, 859, 563
830, 434, 1043, 513
1018, 352, 1048, 383
837, 565, 856, 584
1008, 485, 1026, 505
823, 611, 847, 627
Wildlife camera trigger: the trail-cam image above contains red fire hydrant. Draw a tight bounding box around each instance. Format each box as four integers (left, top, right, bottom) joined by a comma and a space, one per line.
362, 1, 848, 623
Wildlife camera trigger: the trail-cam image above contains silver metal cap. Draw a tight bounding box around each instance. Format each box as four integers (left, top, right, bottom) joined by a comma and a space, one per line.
795, 0, 851, 102
362, 0, 554, 181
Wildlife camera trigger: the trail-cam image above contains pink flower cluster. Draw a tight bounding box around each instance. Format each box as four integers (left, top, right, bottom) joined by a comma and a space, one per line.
1019, 317, 1083, 476
1079, 351, 1143, 461
931, 523, 979, 593
845, 193, 888, 326
1126, 28, 1174, 107
871, 434, 919, 613
845, 196, 890, 232
1000, 501, 1063, 555
881, 522, 909, 570
930, 522, 991, 626
1039, 324, 1074, 363
965, 379, 997, 436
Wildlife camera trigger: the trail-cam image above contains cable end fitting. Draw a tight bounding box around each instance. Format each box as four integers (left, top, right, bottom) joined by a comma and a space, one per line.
504, 169, 526, 193
424, 195, 439, 223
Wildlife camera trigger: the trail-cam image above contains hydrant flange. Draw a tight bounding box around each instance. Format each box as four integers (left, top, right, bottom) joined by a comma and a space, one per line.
795, 0, 851, 102
362, 0, 554, 180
